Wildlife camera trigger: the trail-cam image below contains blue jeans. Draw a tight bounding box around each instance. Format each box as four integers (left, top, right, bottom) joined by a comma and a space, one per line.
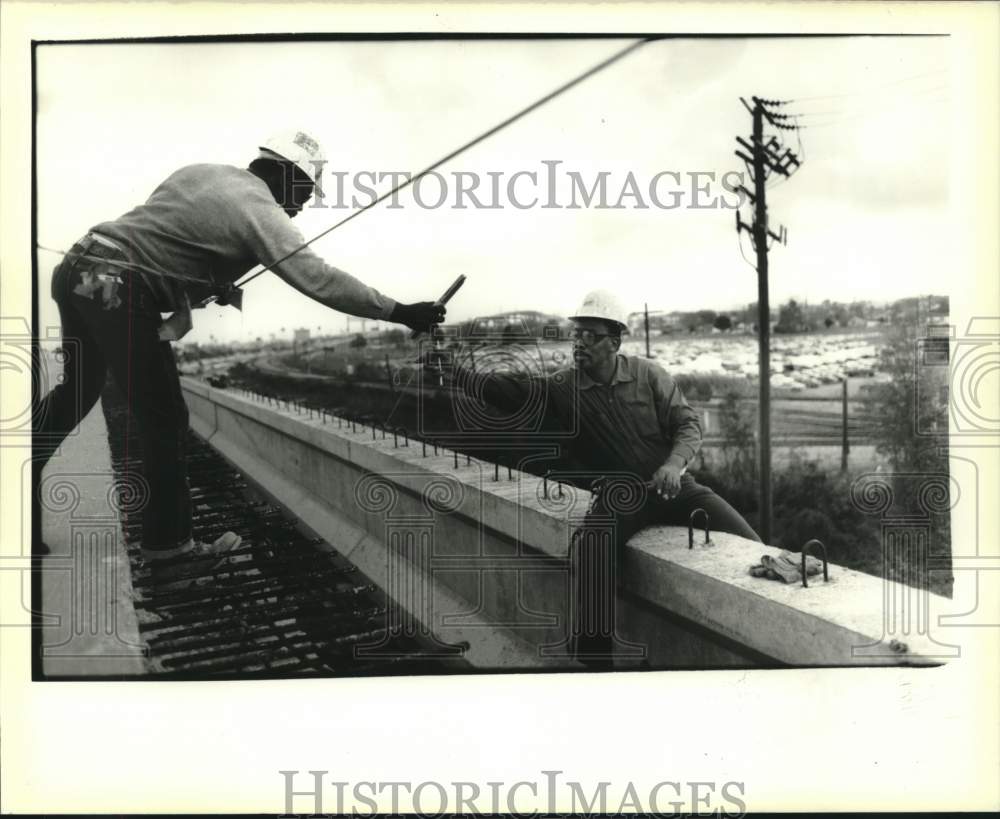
570, 473, 761, 665
33, 235, 193, 552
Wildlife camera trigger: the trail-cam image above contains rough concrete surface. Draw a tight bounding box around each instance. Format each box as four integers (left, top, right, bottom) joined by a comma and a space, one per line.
38, 401, 148, 677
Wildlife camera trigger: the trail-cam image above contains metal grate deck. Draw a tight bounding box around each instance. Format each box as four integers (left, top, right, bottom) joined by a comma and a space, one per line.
99, 382, 469, 678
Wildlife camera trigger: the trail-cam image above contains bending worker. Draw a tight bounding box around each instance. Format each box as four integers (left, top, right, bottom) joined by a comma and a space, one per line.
454, 289, 760, 668
34, 130, 445, 589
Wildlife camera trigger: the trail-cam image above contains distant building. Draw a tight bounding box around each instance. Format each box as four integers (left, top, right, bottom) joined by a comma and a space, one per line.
293, 328, 310, 344
474, 310, 553, 329
461, 311, 566, 339
661, 312, 684, 330
626, 310, 684, 335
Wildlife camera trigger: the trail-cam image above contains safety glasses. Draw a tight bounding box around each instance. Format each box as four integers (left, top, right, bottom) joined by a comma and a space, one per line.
571, 329, 617, 346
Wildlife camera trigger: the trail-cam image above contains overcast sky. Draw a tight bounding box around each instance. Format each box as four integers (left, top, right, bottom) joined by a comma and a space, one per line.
35, 36, 949, 344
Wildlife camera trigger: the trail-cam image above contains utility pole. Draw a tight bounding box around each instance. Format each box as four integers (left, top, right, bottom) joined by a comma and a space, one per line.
385, 353, 395, 395
644, 303, 652, 358
841, 377, 850, 472
735, 95, 802, 544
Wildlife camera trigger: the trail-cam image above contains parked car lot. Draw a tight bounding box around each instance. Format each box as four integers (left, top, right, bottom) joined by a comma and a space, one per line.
618, 330, 884, 393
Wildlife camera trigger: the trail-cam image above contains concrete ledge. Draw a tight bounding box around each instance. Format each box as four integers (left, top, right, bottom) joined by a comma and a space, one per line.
190, 380, 589, 560
182, 377, 945, 668
36, 403, 148, 677
625, 528, 942, 666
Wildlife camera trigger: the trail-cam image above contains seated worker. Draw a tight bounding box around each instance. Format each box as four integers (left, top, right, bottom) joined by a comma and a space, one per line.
453, 289, 760, 668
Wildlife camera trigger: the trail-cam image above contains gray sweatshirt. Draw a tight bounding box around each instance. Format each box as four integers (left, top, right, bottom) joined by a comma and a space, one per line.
92, 164, 396, 318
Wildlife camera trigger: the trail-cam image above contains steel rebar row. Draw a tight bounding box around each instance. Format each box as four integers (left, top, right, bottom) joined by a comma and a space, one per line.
98, 381, 468, 678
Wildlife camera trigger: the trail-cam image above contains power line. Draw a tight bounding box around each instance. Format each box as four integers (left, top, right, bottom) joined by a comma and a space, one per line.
798, 86, 948, 129
787, 68, 948, 103
737, 231, 757, 269
201, 37, 656, 308
794, 82, 947, 121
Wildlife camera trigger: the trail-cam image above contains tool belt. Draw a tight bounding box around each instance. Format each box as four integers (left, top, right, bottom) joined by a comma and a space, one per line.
57, 232, 242, 316
58, 233, 132, 310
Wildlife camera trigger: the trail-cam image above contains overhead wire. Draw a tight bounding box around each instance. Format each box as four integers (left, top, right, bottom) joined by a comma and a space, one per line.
737, 67, 946, 285
791, 87, 946, 117
737, 230, 757, 270
792, 80, 948, 129
786, 67, 948, 104
797, 89, 948, 129
37, 38, 658, 430
368, 37, 656, 427
202, 37, 657, 309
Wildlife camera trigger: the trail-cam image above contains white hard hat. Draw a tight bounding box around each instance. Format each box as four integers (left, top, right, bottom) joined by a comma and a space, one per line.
569, 289, 629, 333
258, 130, 326, 184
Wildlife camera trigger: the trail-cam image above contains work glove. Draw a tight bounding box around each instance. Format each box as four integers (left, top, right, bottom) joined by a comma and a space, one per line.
390, 301, 446, 334
214, 282, 244, 311
749, 550, 824, 583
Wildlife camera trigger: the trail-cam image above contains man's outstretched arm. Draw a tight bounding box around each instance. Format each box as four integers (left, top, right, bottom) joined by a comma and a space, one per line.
240, 189, 443, 332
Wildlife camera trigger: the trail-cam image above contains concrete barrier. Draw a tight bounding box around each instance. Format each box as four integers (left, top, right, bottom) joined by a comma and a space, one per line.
181, 377, 945, 669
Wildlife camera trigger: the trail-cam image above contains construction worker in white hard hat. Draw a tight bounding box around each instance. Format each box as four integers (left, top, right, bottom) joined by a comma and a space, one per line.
259, 129, 327, 185
33, 130, 445, 595
453, 288, 760, 668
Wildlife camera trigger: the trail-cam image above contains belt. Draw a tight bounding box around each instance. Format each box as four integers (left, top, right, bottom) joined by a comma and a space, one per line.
62, 234, 205, 288
88, 231, 126, 254
66, 232, 128, 263
58, 232, 240, 313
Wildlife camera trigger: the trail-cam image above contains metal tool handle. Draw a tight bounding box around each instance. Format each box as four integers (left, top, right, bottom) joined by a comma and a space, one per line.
410, 274, 467, 339
437, 274, 467, 306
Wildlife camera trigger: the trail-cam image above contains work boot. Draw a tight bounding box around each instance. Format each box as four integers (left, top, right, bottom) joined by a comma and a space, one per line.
139, 531, 243, 600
